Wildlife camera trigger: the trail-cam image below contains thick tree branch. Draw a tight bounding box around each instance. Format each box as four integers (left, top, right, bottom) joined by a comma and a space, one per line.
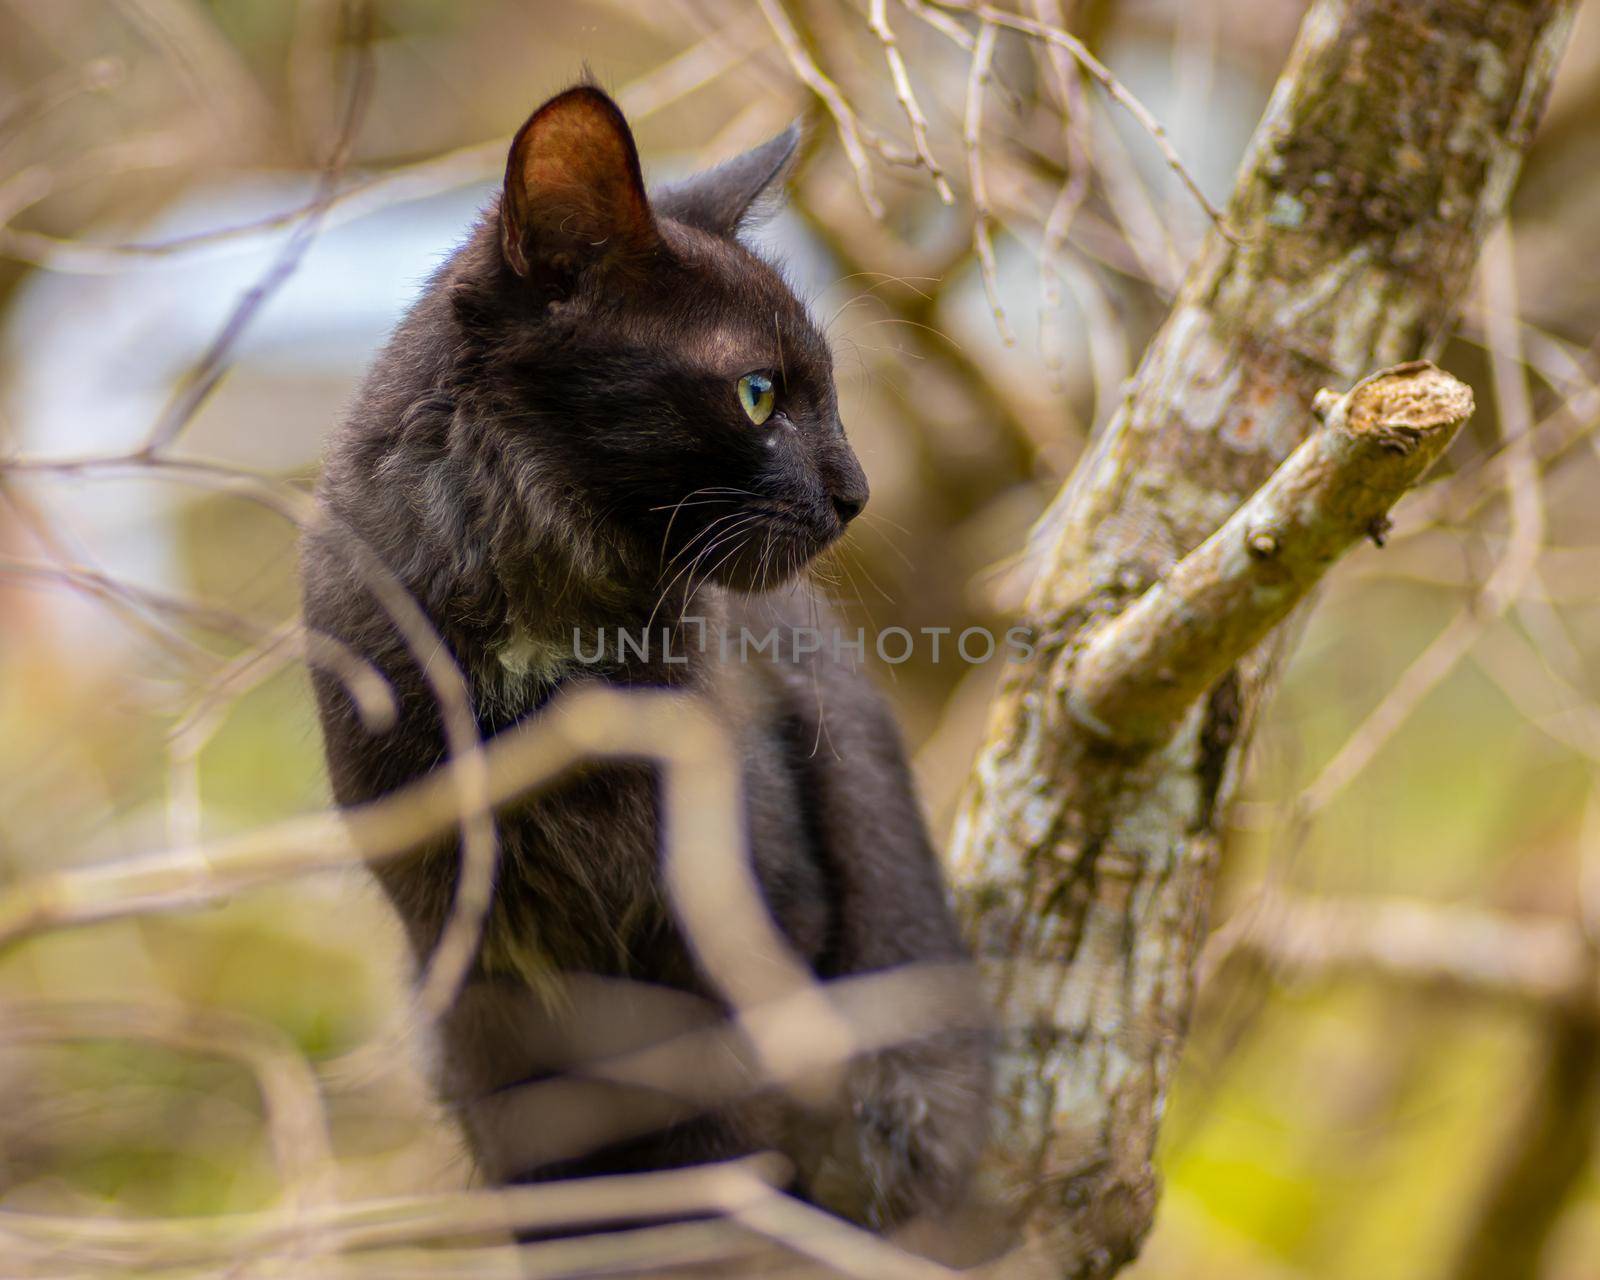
951, 2, 1578, 1276
1065, 362, 1473, 747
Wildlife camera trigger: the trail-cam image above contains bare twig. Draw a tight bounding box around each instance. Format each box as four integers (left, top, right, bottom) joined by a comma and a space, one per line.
898, 0, 974, 51
0, 55, 122, 145
5, 998, 340, 1275
1031, 0, 1096, 388
1448, 1012, 1600, 1280
0, 1155, 788, 1269
0, 447, 500, 1037
934, 1, 1234, 240
868, 0, 954, 203
1202, 894, 1599, 1014
756, 0, 885, 218
963, 19, 1012, 344
137, 0, 374, 454
0, 686, 855, 1098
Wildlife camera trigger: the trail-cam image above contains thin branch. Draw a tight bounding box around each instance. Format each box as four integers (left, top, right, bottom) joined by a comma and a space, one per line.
0, 686, 855, 1099
4, 999, 338, 1256
0, 1155, 789, 1269
137, 0, 374, 454
0, 30, 763, 274
935, 1, 1234, 240
2, 446, 500, 1038
0, 54, 123, 144
1202, 893, 1599, 1015
898, 0, 974, 51
868, 0, 954, 203
963, 19, 1013, 344
1448, 1012, 1600, 1280
756, 0, 885, 218
1031, 0, 1096, 389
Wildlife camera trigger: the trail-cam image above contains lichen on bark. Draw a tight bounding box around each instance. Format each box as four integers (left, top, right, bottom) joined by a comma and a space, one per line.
949, 2, 1578, 1276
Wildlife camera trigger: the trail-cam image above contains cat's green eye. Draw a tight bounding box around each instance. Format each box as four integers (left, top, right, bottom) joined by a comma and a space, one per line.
737, 372, 776, 426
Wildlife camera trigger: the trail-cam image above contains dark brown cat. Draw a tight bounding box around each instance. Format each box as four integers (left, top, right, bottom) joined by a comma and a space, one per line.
300, 83, 990, 1227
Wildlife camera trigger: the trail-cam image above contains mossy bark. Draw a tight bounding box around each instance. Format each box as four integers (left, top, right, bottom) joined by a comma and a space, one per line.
949, 2, 1578, 1275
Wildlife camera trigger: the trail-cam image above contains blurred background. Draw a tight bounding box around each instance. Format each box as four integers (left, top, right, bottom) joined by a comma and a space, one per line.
2, 1, 1599, 1277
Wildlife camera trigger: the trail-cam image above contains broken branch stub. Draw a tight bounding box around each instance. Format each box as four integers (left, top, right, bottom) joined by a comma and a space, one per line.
1065, 362, 1474, 748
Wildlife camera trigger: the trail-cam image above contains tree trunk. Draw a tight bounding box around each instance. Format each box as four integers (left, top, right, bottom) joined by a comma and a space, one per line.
948, 2, 1580, 1275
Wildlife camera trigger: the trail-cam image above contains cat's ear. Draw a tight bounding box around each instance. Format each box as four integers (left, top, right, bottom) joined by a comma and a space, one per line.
499, 86, 658, 286
652, 123, 802, 238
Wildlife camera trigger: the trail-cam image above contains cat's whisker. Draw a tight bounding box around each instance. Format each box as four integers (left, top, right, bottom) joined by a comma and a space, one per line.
830, 335, 873, 386
653, 513, 742, 592
657, 510, 746, 577
859, 509, 911, 538
649, 498, 744, 512
648, 487, 761, 513
854, 514, 916, 578
646, 516, 740, 623
700, 528, 755, 595
652, 488, 759, 550
656, 492, 747, 572
753, 525, 777, 594
823, 291, 879, 335
824, 269, 941, 297
677, 515, 764, 615
829, 548, 881, 637
839, 544, 897, 606
822, 273, 941, 331
648, 512, 763, 631
801, 571, 842, 764
837, 315, 964, 351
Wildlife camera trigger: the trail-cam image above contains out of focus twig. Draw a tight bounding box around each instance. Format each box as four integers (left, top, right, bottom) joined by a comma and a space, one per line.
0, 687, 857, 1101
137, 0, 374, 455
757, 0, 886, 218
1202, 893, 1599, 1015
963, 18, 1011, 343
0, 1155, 791, 1271
869, 0, 954, 202
934, 1, 1233, 238
1448, 1013, 1600, 1280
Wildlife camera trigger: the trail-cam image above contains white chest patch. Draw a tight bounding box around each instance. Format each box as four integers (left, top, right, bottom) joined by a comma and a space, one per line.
488, 627, 568, 702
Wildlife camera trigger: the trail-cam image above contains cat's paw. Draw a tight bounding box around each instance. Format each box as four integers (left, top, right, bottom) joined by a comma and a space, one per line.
795, 1032, 991, 1227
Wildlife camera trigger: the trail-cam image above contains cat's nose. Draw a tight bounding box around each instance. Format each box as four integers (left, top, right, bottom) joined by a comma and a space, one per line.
825, 436, 869, 527
832, 492, 870, 528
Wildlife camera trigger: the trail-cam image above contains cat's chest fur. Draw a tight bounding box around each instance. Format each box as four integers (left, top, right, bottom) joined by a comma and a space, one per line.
471, 592, 836, 988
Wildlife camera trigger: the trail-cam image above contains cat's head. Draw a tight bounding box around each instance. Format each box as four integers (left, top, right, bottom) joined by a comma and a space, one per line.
450, 84, 867, 599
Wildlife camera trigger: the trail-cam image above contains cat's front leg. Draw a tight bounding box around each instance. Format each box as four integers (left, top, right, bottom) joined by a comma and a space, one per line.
790, 1010, 991, 1228
778, 676, 994, 1227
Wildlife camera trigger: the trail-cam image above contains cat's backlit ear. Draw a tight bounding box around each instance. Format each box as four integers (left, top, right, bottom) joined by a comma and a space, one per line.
500, 85, 657, 284
652, 123, 802, 239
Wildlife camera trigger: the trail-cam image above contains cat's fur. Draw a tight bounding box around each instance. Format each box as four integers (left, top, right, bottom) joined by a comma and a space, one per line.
300, 84, 990, 1227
